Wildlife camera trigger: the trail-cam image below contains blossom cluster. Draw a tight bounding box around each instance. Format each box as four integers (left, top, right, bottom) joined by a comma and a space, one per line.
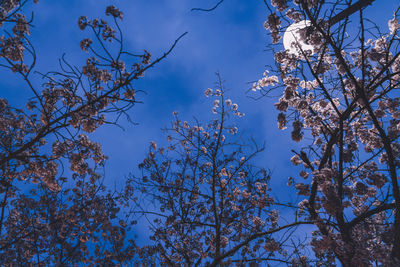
258, 0, 400, 265
131, 88, 283, 265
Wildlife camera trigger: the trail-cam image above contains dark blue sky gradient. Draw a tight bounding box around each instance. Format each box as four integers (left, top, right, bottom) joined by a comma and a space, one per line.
1, 0, 398, 244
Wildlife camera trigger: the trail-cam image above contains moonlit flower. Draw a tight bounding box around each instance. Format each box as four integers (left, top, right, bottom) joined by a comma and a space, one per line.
220, 168, 228, 176
204, 88, 213, 96
220, 179, 227, 188
290, 155, 302, 166
150, 141, 157, 150
388, 17, 400, 35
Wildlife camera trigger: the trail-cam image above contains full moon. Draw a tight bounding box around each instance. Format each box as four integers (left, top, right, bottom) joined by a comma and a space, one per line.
283, 20, 315, 55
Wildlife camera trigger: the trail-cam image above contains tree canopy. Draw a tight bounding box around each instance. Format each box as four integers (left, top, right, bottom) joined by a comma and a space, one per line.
0, 0, 400, 266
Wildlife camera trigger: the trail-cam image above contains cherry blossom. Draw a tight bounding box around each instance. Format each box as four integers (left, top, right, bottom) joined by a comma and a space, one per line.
259, 0, 400, 265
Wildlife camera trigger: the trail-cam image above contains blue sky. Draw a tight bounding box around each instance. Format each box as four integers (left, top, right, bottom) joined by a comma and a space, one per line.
12, 0, 291, 182
2, 0, 398, 244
